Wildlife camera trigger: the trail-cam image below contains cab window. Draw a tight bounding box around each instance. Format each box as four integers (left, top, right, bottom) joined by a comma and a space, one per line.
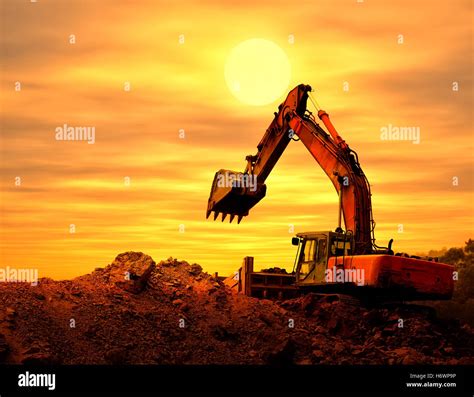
330, 238, 352, 256
303, 239, 316, 262
299, 239, 317, 280
317, 238, 327, 262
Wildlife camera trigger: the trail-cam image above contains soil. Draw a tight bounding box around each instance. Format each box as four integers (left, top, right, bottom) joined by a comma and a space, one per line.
0, 252, 472, 365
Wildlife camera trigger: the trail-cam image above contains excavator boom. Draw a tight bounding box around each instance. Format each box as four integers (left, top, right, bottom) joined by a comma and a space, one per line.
206, 85, 310, 223
206, 84, 375, 254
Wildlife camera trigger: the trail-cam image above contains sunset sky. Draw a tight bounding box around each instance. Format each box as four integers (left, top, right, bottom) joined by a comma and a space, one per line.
1, 0, 472, 279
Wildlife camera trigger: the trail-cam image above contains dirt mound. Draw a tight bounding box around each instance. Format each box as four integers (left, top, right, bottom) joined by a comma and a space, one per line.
0, 252, 472, 365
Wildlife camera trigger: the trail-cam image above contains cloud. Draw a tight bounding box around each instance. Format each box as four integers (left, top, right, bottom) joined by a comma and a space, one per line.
1, 0, 472, 278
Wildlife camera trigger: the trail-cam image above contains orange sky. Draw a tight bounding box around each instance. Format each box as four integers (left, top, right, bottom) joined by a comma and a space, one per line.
1, 0, 473, 279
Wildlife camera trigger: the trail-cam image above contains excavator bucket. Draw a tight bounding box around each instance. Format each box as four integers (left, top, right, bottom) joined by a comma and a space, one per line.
206, 169, 266, 223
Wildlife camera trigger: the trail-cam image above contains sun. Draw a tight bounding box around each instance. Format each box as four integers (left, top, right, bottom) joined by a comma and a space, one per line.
224, 38, 291, 106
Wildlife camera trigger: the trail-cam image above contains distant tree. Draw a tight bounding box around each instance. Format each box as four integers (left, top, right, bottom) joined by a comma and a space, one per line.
456, 267, 474, 302
465, 239, 474, 255
428, 248, 447, 258
451, 240, 474, 302
429, 239, 474, 324
440, 247, 465, 265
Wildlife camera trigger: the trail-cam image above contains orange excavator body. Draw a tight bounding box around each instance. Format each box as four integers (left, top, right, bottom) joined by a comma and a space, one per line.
325, 255, 454, 300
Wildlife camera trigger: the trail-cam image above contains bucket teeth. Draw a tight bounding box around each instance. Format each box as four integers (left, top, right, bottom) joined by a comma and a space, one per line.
206, 211, 242, 224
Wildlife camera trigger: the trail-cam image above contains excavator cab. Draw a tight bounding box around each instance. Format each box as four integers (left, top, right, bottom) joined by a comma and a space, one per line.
293, 231, 353, 286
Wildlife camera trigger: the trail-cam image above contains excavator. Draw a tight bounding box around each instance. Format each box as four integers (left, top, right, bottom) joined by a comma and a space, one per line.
206, 84, 454, 301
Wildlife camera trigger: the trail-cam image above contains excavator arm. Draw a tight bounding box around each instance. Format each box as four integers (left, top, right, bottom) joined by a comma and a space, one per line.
206, 84, 376, 254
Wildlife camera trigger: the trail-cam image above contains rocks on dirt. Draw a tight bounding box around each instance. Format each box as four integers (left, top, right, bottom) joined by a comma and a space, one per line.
107, 252, 156, 294
265, 337, 295, 365
104, 348, 129, 364
21, 353, 57, 365
33, 292, 45, 301
188, 264, 202, 276
0, 307, 17, 330
5, 307, 16, 319
84, 324, 100, 338
20, 342, 57, 365
390, 347, 427, 365
312, 349, 325, 360
0, 333, 10, 361
212, 324, 238, 341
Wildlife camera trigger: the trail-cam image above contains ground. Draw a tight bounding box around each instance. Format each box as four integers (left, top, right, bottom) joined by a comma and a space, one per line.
0, 252, 472, 365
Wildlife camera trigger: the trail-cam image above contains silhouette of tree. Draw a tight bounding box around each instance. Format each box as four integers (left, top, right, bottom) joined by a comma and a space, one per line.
465, 239, 474, 255
440, 247, 465, 265
431, 239, 474, 324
